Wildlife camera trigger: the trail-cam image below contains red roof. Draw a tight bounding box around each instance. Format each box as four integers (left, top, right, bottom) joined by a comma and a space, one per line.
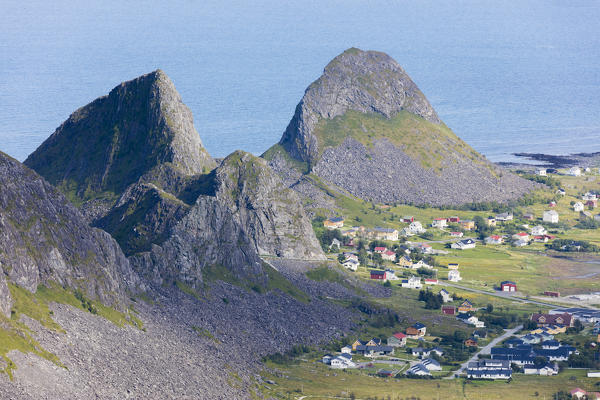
425, 279, 438, 283
383, 250, 395, 256
490, 235, 502, 240
374, 247, 387, 252
545, 234, 556, 239
516, 232, 528, 237
571, 388, 587, 395
434, 217, 446, 220
393, 332, 407, 339
450, 232, 462, 235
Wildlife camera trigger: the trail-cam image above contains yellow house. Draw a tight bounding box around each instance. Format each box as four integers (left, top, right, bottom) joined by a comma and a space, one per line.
458, 300, 474, 313
460, 220, 475, 230
324, 217, 344, 229
397, 256, 412, 268
486, 217, 497, 227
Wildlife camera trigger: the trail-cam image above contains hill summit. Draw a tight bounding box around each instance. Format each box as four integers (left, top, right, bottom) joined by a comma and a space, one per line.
24, 70, 215, 218
265, 48, 536, 205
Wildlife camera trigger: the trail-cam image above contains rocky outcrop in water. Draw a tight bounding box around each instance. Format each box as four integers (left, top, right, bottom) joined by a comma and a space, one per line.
265, 48, 537, 205
0, 152, 139, 315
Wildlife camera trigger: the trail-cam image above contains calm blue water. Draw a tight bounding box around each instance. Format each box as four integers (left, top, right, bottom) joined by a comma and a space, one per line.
1, 0, 599, 163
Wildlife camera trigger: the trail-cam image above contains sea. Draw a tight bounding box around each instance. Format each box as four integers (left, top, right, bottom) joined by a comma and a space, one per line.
1, 0, 599, 163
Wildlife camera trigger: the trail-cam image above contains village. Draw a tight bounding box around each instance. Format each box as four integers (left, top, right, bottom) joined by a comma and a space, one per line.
260, 167, 600, 399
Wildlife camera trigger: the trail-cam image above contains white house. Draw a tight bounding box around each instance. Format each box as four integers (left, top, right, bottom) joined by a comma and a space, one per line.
407, 221, 426, 234
432, 218, 447, 229
401, 276, 422, 289
569, 167, 581, 176
451, 238, 476, 250
512, 232, 530, 242
535, 168, 547, 176
439, 289, 453, 303
412, 259, 433, 270
330, 355, 356, 369
406, 363, 431, 376
531, 225, 547, 236
495, 212, 513, 221
543, 210, 559, 223
485, 235, 503, 245
384, 269, 399, 281
341, 346, 352, 354
381, 250, 396, 261
574, 202, 585, 212
524, 363, 558, 376
583, 192, 597, 201
556, 188, 566, 196
343, 259, 359, 271
421, 358, 442, 371
329, 238, 342, 250
448, 270, 462, 282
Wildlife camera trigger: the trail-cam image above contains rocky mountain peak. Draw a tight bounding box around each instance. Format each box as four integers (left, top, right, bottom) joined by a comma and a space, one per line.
277, 48, 440, 165
266, 48, 537, 206
24, 69, 215, 216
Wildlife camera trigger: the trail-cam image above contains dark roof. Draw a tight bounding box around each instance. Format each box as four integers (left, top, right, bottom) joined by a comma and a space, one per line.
370, 270, 386, 276
501, 281, 516, 285
355, 345, 393, 352
457, 313, 471, 320
328, 217, 344, 222
467, 369, 511, 377
412, 322, 426, 329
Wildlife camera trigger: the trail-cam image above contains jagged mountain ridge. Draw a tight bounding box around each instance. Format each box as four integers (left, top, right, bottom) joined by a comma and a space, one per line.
0, 151, 140, 317
24, 69, 215, 221
24, 69, 325, 287
264, 48, 537, 205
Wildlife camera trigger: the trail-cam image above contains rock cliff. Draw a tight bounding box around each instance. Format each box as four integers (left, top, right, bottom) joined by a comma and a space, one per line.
265, 48, 537, 205
130, 150, 325, 287
0, 151, 139, 316
24, 69, 215, 220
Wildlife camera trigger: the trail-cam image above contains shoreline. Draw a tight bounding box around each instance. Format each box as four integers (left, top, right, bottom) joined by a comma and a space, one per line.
497, 151, 600, 169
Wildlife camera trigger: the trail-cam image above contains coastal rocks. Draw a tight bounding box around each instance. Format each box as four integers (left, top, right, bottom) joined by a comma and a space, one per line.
24, 69, 215, 220
0, 151, 139, 310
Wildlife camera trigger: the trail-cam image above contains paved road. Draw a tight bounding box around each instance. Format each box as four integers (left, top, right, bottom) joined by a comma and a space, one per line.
440, 281, 600, 310
446, 324, 523, 379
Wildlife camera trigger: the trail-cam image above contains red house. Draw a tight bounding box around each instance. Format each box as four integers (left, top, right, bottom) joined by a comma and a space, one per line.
402, 216, 414, 223
500, 281, 517, 292
587, 199, 598, 208
374, 247, 387, 253
370, 270, 387, 280
442, 306, 456, 315
448, 216, 460, 223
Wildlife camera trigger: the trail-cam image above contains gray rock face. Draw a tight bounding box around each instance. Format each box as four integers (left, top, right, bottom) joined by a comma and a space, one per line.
131, 151, 325, 287
24, 69, 215, 220
0, 151, 140, 311
279, 48, 440, 165
268, 48, 537, 205
312, 137, 535, 205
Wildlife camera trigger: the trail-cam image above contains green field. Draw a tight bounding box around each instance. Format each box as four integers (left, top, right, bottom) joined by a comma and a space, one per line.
259, 361, 598, 400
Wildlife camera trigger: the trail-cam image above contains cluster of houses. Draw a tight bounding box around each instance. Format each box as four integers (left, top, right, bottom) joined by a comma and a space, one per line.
485, 225, 556, 247
467, 359, 512, 380
430, 216, 475, 231
536, 166, 597, 178
441, 299, 485, 328
323, 323, 430, 370
469, 311, 578, 379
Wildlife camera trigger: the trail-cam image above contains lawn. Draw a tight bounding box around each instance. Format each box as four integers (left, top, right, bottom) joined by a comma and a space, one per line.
260, 360, 599, 400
